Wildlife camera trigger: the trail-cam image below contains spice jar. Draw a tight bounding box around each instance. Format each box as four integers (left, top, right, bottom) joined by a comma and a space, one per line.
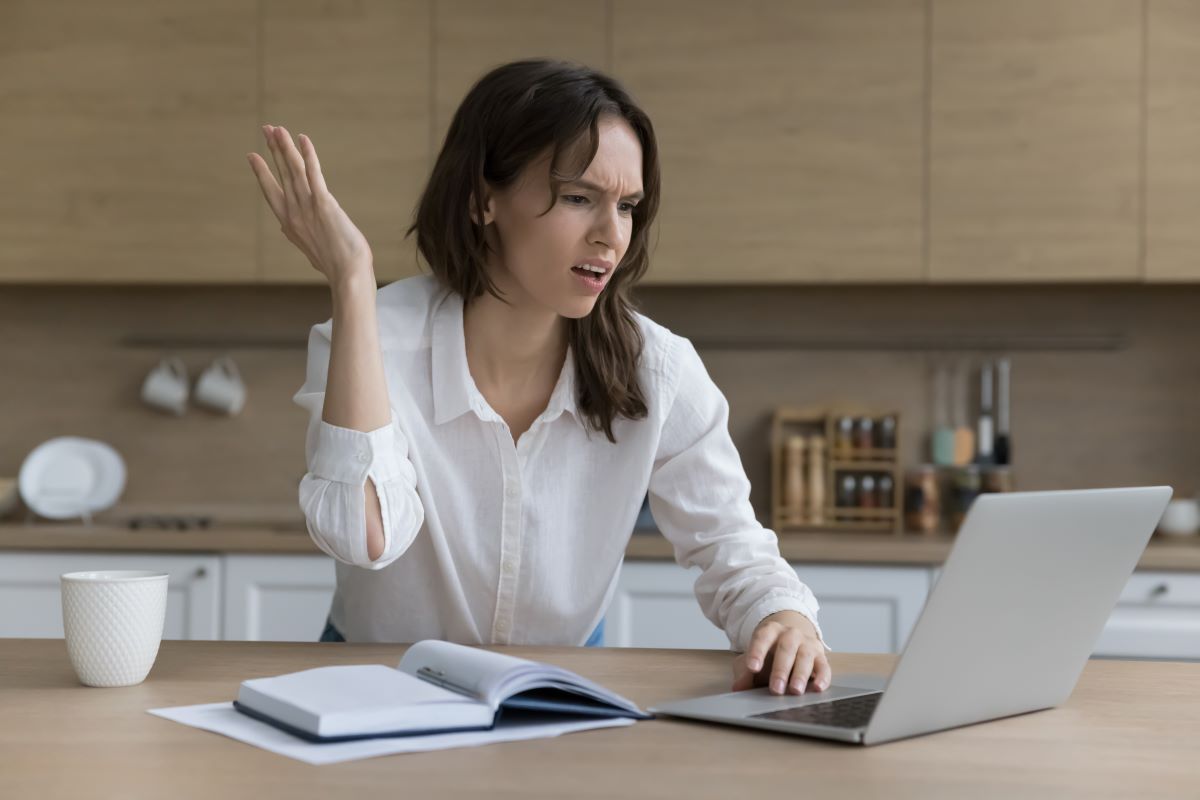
877, 474, 895, 508
859, 475, 877, 508
949, 465, 981, 531
836, 417, 855, 456
836, 473, 858, 508
877, 415, 897, 450
855, 417, 874, 451
904, 465, 940, 534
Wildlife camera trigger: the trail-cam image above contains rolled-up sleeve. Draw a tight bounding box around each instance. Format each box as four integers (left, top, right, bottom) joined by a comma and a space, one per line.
647, 336, 831, 654
292, 321, 424, 570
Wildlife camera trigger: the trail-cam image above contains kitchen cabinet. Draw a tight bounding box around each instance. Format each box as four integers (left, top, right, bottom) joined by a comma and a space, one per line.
259, 0, 431, 284
930, 567, 1200, 660
432, 0, 608, 149
0, 0, 258, 282
1092, 571, 1200, 660
929, 0, 1141, 281
1145, 0, 1200, 281
0, 551, 221, 640
613, 0, 925, 284
222, 553, 335, 642
607, 561, 930, 653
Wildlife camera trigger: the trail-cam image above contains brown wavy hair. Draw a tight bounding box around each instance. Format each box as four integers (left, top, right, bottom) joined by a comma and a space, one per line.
404, 58, 660, 444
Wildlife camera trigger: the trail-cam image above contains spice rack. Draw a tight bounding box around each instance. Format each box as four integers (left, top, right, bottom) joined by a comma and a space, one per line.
770, 407, 903, 535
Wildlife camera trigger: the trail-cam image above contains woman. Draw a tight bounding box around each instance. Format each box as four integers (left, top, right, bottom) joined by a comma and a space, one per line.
246, 59, 832, 697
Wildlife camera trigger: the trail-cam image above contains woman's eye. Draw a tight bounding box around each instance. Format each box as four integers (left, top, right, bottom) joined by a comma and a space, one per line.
562, 195, 636, 214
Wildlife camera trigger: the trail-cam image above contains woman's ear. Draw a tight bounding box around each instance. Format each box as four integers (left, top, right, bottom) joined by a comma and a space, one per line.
468, 188, 496, 227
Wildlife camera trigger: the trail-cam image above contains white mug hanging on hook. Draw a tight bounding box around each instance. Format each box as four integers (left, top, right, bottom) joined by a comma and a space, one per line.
194, 355, 246, 416
140, 356, 189, 416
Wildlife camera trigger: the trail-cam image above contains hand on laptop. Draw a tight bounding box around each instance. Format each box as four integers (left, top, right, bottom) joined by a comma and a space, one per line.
731, 611, 832, 696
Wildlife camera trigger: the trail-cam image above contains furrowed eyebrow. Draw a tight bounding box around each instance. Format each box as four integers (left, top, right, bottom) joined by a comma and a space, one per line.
566, 179, 644, 202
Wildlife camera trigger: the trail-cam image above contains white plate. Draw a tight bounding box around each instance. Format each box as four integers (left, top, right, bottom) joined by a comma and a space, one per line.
18, 437, 127, 520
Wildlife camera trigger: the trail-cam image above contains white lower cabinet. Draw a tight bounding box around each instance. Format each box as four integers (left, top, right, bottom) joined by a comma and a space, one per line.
1092, 571, 1200, 660
607, 561, 930, 653
0, 550, 221, 640
222, 553, 336, 642
925, 567, 1200, 661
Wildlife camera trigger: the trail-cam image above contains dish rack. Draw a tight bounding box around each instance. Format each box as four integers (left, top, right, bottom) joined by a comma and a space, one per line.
770, 406, 903, 535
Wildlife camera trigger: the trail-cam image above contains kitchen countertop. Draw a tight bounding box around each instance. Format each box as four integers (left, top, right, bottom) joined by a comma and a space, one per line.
2, 520, 1199, 570
3, 638, 1197, 797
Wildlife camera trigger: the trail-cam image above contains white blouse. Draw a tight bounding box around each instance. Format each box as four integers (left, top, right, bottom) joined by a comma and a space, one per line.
293, 274, 827, 653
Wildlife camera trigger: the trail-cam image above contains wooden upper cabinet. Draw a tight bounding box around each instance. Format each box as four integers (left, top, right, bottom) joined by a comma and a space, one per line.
432, 1, 608, 157
613, 0, 925, 284
1147, 0, 1200, 281
0, 0, 257, 283
929, 0, 1141, 282
260, 0, 431, 284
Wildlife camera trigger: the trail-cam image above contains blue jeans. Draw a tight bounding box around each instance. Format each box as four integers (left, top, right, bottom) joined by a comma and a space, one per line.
320, 616, 605, 646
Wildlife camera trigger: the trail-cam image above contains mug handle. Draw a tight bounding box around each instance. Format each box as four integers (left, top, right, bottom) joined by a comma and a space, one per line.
165, 355, 187, 381
216, 355, 241, 382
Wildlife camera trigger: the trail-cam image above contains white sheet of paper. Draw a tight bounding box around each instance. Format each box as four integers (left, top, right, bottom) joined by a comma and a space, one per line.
147, 702, 636, 765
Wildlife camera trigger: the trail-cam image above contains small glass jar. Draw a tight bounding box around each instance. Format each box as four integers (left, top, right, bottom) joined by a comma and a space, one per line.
855, 417, 874, 451
836, 416, 855, 455
859, 475, 877, 508
836, 473, 858, 508
877, 415, 897, 450
877, 474, 895, 508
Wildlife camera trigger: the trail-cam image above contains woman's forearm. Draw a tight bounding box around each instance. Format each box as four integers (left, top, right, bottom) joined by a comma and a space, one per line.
322, 269, 391, 560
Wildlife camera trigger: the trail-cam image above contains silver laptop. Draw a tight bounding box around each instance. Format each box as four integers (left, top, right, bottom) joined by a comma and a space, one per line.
649, 486, 1172, 745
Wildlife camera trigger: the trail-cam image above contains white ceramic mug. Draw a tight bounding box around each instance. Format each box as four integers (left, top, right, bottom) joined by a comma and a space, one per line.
1158, 498, 1200, 536
60, 570, 168, 687
193, 356, 245, 416
140, 356, 189, 415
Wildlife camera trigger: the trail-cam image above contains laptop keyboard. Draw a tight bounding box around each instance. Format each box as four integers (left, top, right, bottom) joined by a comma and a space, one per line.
749, 691, 882, 729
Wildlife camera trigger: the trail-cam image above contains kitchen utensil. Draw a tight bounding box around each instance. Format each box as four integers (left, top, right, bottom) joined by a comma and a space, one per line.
952, 362, 975, 466
931, 365, 955, 466
18, 437, 126, 519
61, 570, 167, 687
194, 355, 246, 416
141, 356, 189, 415
995, 358, 1011, 465
976, 361, 995, 464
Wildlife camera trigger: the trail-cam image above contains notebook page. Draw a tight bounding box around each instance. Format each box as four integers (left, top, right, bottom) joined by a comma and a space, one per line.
398, 641, 534, 703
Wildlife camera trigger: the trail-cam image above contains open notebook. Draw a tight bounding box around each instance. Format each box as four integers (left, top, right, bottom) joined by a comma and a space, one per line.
233, 640, 653, 743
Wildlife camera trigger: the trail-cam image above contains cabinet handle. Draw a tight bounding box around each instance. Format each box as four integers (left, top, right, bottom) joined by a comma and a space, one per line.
1148, 583, 1168, 599
193, 566, 207, 580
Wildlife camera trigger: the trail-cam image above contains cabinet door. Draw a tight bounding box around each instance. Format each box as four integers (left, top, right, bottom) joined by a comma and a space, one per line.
0, 551, 221, 640
792, 564, 929, 653
433, 0, 608, 149
260, 0, 431, 284
929, 0, 1141, 281
607, 561, 731, 649
613, 0, 925, 284
609, 561, 930, 653
0, 0, 257, 282
1093, 571, 1200, 660
1146, 0, 1200, 281
222, 553, 336, 642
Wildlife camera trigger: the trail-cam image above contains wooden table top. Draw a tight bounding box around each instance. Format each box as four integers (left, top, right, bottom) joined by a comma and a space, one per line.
3, 638, 1197, 798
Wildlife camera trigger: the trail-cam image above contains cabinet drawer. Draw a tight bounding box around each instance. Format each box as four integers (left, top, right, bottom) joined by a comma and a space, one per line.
1117, 572, 1200, 607
1095, 571, 1200, 660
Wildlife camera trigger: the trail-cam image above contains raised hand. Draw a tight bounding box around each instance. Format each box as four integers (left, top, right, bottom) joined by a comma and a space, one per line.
247, 125, 374, 286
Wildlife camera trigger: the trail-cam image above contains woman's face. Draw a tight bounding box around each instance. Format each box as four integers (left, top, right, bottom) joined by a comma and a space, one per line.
477, 115, 644, 319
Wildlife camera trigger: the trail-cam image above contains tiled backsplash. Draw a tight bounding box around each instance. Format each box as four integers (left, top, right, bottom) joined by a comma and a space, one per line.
4, 279, 1199, 523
